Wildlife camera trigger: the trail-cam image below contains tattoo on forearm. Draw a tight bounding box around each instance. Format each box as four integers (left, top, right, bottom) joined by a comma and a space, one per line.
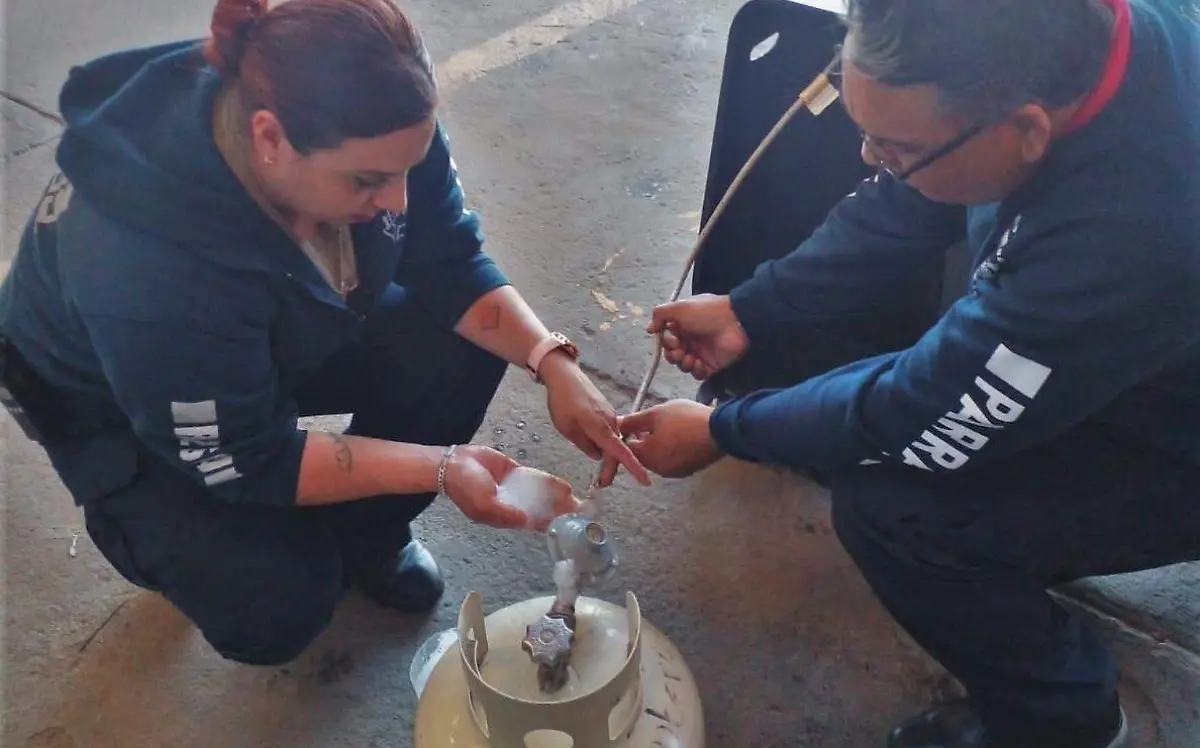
480, 305, 501, 331
331, 433, 353, 473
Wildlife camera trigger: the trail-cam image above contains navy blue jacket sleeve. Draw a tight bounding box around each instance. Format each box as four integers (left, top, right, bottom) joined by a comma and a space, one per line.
78, 313, 307, 505
56, 213, 308, 507
395, 122, 509, 327
728, 174, 967, 346
710, 214, 1200, 474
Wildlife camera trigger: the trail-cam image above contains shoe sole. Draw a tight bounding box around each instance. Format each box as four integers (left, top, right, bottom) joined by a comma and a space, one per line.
1105, 708, 1130, 748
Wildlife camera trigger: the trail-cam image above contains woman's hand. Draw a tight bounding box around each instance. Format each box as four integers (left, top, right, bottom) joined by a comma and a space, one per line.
538, 352, 652, 486
441, 445, 535, 528
443, 446, 581, 531
597, 400, 724, 485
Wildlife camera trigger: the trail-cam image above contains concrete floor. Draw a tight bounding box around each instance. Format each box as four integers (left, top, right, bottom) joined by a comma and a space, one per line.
2, 1, 1198, 746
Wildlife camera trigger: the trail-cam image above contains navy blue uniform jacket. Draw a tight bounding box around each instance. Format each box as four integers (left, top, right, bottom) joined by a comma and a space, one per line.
0, 41, 509, 506
710, 1, 1200, 474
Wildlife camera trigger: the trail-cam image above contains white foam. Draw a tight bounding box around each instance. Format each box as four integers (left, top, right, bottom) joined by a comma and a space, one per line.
496, 466, 578, 531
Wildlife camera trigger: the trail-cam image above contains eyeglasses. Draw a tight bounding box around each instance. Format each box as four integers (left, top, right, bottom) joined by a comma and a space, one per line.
825, 52, 988, 182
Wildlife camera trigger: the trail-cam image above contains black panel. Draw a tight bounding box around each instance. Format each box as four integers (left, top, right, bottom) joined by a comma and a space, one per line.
693, 0, 871, 296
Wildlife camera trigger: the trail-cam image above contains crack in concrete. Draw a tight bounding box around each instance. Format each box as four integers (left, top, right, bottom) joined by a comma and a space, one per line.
596, 17, 725, 41
3, 133, 62, 163
1, 92, 66, 125
24, 725, 78, 748
76, 598, 132, 655
578, 358, 672, 407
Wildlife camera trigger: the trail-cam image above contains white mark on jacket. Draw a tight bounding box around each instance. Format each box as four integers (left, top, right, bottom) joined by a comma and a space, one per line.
35, 173, 74, 225
382, 210, 405, 242
172, 400, 241, 486
899, 343, 1052, 471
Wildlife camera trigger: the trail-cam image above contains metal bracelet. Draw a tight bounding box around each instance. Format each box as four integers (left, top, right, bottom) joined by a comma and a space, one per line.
436, 444, 457, 496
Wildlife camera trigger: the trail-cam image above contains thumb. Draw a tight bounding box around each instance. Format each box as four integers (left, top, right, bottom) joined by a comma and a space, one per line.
647, 300, 689, 334
616, 407, 657, 438
481, 448, 521, 482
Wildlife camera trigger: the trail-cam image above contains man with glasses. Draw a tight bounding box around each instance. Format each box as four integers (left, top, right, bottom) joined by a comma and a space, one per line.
598, 1, 1200, 746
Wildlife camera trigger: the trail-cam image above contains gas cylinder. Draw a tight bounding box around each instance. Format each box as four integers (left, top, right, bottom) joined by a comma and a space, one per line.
412, 590, 705, 748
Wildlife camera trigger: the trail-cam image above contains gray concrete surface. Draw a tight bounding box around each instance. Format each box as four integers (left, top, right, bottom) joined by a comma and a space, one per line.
2, 0, 1198, 746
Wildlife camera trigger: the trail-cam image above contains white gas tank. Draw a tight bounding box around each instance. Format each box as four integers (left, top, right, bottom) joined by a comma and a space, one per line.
413, 590, 705, 748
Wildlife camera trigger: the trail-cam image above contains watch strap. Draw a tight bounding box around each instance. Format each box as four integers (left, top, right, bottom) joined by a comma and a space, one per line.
527, 332, 579, 381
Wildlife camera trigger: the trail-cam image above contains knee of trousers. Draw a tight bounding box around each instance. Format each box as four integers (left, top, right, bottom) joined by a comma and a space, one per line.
447, 349, 506, 444
829, 467, 901, 542
349, 341, 506, 447
829, 473, 884, 568
828, 466, 980, 579
419, 342, 507, 440
465, 344, 507, 399
202, 571, 343, 667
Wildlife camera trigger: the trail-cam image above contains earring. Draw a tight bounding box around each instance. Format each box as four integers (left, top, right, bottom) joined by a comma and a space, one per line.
264, 155, 275, 165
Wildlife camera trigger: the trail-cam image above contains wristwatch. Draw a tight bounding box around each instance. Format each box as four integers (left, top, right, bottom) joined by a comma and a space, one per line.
526, 332, 580, 382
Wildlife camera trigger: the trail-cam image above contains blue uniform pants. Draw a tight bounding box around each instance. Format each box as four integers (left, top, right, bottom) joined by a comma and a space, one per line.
725, 263, 1200, 742
828, 429, 1200, 742
79, 301, 506, 665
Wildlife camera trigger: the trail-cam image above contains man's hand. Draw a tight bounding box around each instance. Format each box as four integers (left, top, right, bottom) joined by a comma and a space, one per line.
597, 400, 724, 486
539, 352, 652, 486
650, 294, 751, 381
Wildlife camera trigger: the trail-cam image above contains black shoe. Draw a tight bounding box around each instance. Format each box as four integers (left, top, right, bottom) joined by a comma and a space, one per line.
695, 378, 733, 405
348, 540, 445, 614
886, 699, 1128, 748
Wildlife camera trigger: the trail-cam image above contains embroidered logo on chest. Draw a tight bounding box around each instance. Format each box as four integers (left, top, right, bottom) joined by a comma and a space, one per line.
381, 211, 406, 243
971, 213, 1022, 291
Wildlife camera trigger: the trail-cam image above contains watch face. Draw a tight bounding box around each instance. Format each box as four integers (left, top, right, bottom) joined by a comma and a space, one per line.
552, 332, 579, 357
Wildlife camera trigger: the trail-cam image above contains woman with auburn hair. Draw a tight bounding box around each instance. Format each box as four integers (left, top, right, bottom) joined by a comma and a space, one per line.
0, 0, 648, 666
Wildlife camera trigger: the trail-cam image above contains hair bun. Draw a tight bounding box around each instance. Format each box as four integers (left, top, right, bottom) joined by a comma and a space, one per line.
204, 0, 270, 75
